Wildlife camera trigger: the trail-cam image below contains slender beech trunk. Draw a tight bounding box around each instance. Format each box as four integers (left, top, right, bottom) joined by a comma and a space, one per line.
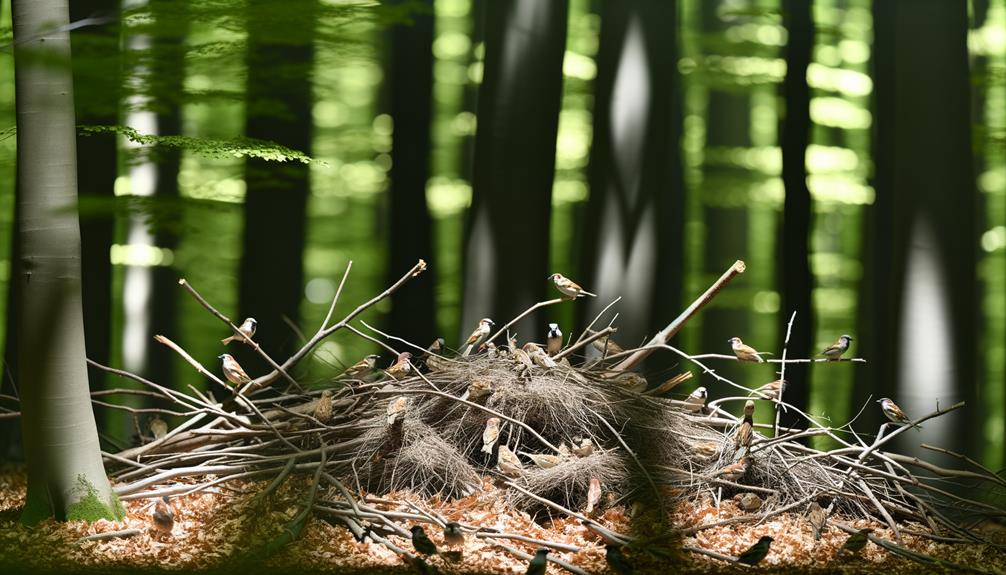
460, 0, 568, 342
12, 0, 122, 523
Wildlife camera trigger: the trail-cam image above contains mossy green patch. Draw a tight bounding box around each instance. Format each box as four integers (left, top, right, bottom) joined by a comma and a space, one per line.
64, 474, 125, 522
19, 487, 52, 526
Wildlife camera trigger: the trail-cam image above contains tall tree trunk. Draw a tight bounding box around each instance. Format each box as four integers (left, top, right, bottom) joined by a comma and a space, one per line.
12, 0, 123, 523
70, 0, 119, 429
861, 1, 977, 460
238, 0, 316, 367
460, 0, 568, 343
579, 0, 685, 365
777, 0, 813, 415
385, 0, 436, 345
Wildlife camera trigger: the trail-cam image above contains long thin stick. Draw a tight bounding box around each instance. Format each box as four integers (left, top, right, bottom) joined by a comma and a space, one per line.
483, 298, 565, 346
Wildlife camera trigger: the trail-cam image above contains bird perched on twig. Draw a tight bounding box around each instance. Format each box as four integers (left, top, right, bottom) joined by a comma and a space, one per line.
715, 457, 749, 482
496, 445, 523, 477
222, 317, 257, 345
218, 354, 252, 387
878, 398, 922, 430
735, 400, 755, 449
821, 334, 854, 360
524, 343, 557, 369
481, 417, 500, 454
424, 338, 449, 371
590, 331, 624, 356
443, 522, 465, 548
750, 379, 787, 401
526, 547, 550, 575
736, 536, 773, 566
546, 323, 563, 356
462, 318, 494, 356
151, 495, 174, 536
840, 528, 874, 553
684, 386, 707, 412
585, 477, 602, 514
572, 437, 594, 458
387, 397, 407, 426
340, 354, 380, 379
728, 337, 766, 362
521, 451, 563, 469
384, 352, 413, 380
410, 525, 438, 556
606, 544, 634, 575
547, 273, 596, 299
313, 390, 333, 423
807, 501, 828, 540
149, 416, 168, 441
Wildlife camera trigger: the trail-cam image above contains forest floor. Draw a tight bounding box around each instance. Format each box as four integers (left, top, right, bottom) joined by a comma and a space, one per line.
0, 465, 1003, 574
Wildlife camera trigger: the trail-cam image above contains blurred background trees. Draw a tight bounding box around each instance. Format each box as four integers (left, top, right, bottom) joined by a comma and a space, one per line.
0, 0, 1003, 468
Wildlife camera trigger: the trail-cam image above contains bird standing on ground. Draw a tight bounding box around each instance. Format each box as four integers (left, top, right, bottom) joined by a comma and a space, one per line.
410, 525, 438, 556
218, 354, 252, 386
384, 352, 413, 380
462, 318, 494, 356
443, 522, 465, 548
684, 387, 708, 412
151, 495, 174, 536
496, 445, 524, 477
728, 337, 765, 362
222, 317, 257, 345
149, 416, 168, 441
546, 323, 563, 356
547, 273, 596, 299
340, 354, 380, 379
526, 547, 550, 575
878, 398, 922, 430
807, 501, 828, 540
840, 528, 874, 553
821, 334, 854, 360
481, 417, 501, 454
605, 544, 634, 575
736, 536, 774, 566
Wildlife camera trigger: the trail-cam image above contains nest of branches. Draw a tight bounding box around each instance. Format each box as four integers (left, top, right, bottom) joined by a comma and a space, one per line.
79, 259, 1006, 573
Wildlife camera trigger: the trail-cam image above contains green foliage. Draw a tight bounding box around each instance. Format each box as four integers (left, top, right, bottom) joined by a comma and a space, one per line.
64, 475, 125, 523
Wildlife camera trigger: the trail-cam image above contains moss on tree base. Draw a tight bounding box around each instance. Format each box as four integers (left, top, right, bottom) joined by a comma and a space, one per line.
20, 475, 125, 525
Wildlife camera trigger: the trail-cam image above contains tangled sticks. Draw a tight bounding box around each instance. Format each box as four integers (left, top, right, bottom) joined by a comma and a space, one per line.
90, 259, 1006, 573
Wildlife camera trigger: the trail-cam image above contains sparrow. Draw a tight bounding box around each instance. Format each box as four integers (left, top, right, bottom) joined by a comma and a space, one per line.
807, 501, 828, 540
218, 354, 252, 386
426, 337, 445, 356
728, 337, 765, 362
387, 396, 408, 426
467, 378, 494, 401
750, 379, 787, 401
613, 371, 647, 393
410, 525, 438, 556
547, 273, 596, 299
149, 416, 168, 441
151, 495, 174, 536
462, 318, 494, 356
821, 334, 854, 360
484, 341, 499, 358
684, 386, 707, 412
524, 343, 557, 369
521, 452, 563, 469
481, 417, 501, 454
340, 354, 380, 379
571, 437, 594, 458
496, 445, 523, 477
384, 352, 414, 380
526, 547, 550, 575
605, 544, 634, 575
715, 457, 749, 482
424, 338, 449, 371
693, 440, 720, 460
590, 331, 624, 356
877, 398, 922, 430
840, 528, 874, 553
512, 346, 535, 370
222, 317, 257, 345
546, 323, 563, 356
734, 492, 762, 512
585, 477, 602, 514
736, 420, 753, 450
736, 536, 773, 566
313, 390, 333, 423
443, 522, 465, 548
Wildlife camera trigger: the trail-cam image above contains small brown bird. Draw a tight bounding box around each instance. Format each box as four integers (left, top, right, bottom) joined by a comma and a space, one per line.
218, 354, 252, 386
547, 272, 596, 299
684, 386, 707, 412
467, 378, 494, 401
750, 379, 787, 401
512, 346, 535, 370
716, 458, 749, 482
693, 440, 720, 460
526, 547, 550, 575
484, 341, 499, 358
521, 452, 563, 469
734, 492, 763, 512
443, 522, 465, 548
524, 343, 557, 369
878, 398, 922, 430
496, 445, 523, 477
149, 416, 168, 441
613, 371, 647, 393
735, 420, 753, 450
384, 352, 414, 380
821, 334, 854, 360
222, 317, 257, 345
572, 437, 594, 458
585, 477, 602, 514
313, 390, 333, 423
546, 323, 563, 356
840, 528, 874, 553
481, 417, 501, 454
151, 495, 174, 536
462, 318, 495, 356
728, 337, 765, 362
807, 501, 828, 540
386, 396, 408, 426
410, 525, 438, 556
736, 536, 773, 566
590, 332, 625, 356
426, 337, 445, 356
340, 354, 380, 379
